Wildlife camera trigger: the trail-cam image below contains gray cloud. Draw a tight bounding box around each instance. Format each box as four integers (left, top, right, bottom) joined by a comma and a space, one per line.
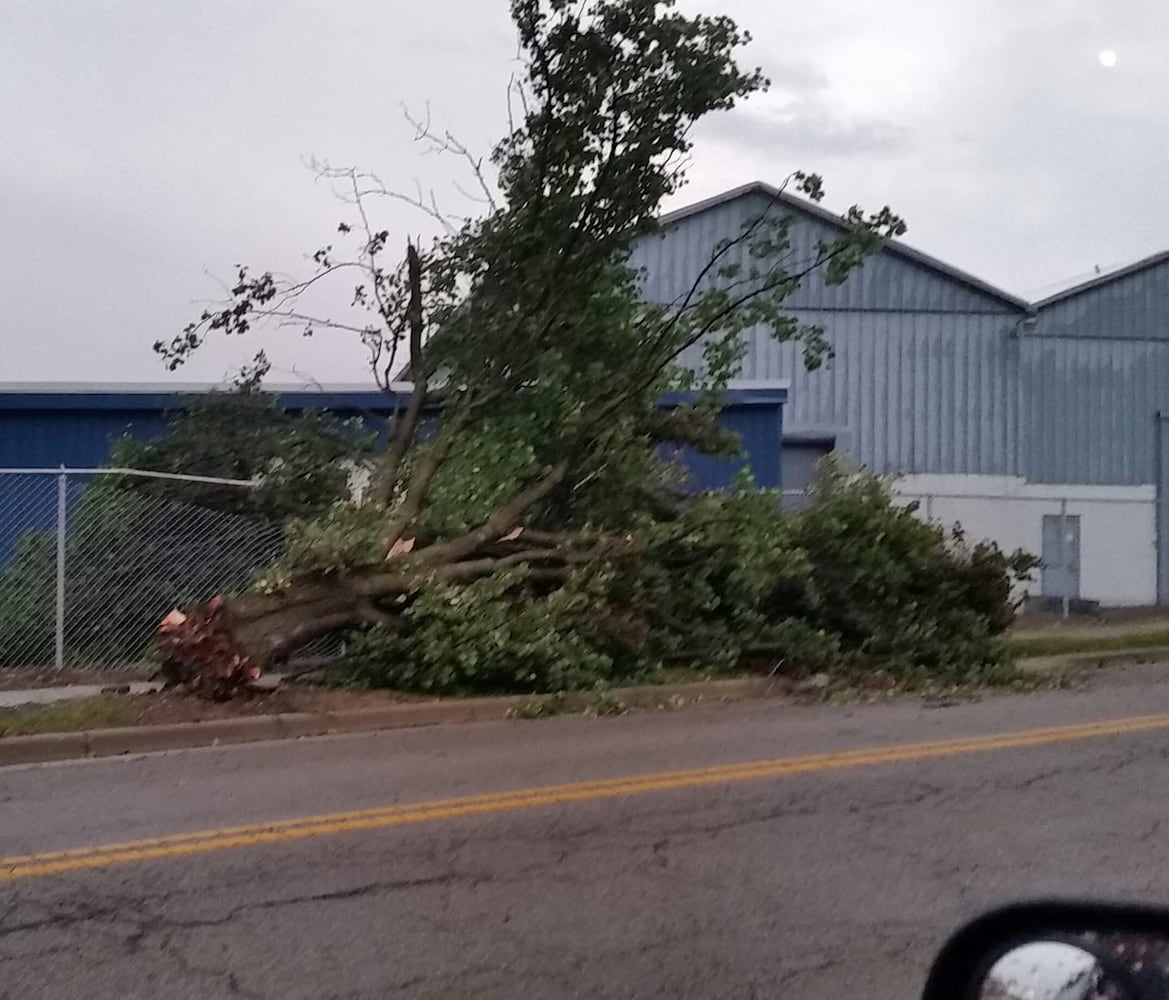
2, 0, 1168, 382
756, 61, 831, 93
701, 53, 909, 158
703, 102, 911, 158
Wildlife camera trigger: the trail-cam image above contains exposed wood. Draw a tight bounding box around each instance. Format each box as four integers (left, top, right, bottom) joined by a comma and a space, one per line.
379, 402, 476, 554
370, 242, 428, 504
416, 460, 571, 566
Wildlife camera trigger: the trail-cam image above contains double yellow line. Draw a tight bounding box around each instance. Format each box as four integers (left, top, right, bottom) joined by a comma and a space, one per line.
5, 711, 1169, 882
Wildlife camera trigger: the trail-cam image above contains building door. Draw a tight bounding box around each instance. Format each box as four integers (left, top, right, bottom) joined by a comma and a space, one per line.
781, 439, 833, 512
1041, 514, 1081, 601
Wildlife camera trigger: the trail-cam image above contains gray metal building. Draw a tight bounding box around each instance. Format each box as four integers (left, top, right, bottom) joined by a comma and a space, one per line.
633, 183, 1169, 606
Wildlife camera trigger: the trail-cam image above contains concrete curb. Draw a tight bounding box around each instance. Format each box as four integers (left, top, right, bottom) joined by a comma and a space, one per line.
0, 676, 783, 768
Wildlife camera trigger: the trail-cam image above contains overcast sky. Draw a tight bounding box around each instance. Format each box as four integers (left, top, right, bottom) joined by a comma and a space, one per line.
4, 0, 1167, 385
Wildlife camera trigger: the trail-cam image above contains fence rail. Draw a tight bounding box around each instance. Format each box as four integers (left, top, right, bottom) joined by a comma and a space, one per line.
0, 469, 284, 670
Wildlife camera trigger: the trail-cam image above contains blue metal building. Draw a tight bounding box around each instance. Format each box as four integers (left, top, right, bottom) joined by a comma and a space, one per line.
630, 182, 1169, 605
0, 382, 787, 564
632, 183, 1032, 484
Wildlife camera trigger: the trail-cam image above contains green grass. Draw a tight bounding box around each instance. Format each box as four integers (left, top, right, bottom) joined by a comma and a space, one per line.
1009, 628, 1169, 660
0, 695, 135, 738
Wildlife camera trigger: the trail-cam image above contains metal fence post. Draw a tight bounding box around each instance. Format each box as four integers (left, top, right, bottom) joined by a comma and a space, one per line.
55, 467, 67, 668
925, 494, 934, 522
1059, 497, 1070, 620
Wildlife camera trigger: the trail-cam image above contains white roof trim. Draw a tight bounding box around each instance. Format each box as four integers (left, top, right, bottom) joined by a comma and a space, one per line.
725, 378, 791, 391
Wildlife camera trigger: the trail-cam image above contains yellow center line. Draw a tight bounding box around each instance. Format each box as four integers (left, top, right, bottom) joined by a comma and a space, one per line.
5, 711, 1169, 881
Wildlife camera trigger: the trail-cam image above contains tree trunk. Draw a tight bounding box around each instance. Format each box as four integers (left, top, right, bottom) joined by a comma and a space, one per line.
156, 589, 379, 699
155, 523, 637, 699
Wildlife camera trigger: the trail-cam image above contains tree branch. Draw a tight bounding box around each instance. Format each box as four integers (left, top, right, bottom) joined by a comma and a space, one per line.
403, 104, 499, 212
415, 460, 571, 566
370, 242, 428, 504
379, 400, 476, 553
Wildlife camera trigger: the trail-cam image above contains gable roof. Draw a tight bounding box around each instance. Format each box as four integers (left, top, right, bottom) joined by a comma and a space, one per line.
657, 181, 1031, 312
1034, 249, 1169, 309
393, 180, 1034, 379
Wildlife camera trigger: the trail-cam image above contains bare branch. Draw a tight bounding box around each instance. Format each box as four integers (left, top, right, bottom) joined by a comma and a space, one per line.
267, 261, 371, 313
318, 160, 467, 235
357, 538, 621, 597
402, 104, 499, 212
252, 309, 374, 336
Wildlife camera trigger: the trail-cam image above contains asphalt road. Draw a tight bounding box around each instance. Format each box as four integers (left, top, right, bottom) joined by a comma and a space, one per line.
4, 665, 1169, 1000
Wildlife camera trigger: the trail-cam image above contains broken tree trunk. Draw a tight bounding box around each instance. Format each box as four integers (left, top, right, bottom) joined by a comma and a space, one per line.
156, 520, 637, 699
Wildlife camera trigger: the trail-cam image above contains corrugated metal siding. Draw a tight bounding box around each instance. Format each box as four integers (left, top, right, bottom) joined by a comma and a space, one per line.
1022, 337, 1169, 484
1025, 257, 1169, 484
0, 410, 172, 565
635, 186, 1169, 489
0, 409, 169, 468
1040, 257, 1169, 341
632, 191, 1026, 478
677, 311, 1022, 476
632, 192, 1020, 315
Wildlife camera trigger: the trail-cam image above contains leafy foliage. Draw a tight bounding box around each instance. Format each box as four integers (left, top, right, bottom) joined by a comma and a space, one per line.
155, 0, 904, 566
776, 460, 1039, 682
109, 392, 375, 521
337, 463, 1037, 695
340, 571, 631, 696
611, 460, 1039, 686
133, 0, 1041, 706
0, 530, 55, 666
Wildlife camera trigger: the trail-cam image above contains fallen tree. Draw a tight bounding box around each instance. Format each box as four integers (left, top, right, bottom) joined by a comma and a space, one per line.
155, 0, 908, 697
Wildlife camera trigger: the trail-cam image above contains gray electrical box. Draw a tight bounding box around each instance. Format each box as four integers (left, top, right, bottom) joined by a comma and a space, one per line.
1041, 514, 1081, 601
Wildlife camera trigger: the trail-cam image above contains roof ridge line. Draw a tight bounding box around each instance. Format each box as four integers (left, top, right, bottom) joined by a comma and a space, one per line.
1034, 249, 1169, 309
658, 181, 1031, 312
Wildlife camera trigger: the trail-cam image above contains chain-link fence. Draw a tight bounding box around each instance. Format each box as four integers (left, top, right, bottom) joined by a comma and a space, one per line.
0, 469, 285, 670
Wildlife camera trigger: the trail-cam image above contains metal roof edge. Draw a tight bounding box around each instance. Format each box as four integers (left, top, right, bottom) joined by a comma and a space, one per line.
1033, 249, 1169, 309
655, 181, 1031, 313
0, 384, 408, 412
0, 382, 391, 394
659, 380, 789, 408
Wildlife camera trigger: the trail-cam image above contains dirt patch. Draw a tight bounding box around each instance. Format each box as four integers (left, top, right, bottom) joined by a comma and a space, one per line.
0, 667, 151, 691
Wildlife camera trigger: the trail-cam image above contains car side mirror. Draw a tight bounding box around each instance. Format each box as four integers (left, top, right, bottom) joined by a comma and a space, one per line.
922, 901, 1169, 1000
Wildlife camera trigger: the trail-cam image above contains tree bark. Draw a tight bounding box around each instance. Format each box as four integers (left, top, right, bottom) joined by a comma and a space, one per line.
156, 516, 637, 697
369, 242, 428, 505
